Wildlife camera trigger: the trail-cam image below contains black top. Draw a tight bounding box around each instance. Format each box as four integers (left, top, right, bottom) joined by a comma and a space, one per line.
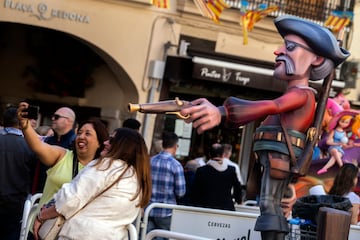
191, 164, 242, 211
0, 132, 37, 221
44, 129, 76, 149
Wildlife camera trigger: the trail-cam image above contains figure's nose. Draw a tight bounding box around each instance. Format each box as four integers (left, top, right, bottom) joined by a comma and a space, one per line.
274, 45, 286, 56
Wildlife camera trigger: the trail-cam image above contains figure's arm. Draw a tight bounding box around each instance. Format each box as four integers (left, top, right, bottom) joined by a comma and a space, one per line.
17, 102, 65, 166
222, 89, 310, 128
325, 130, 340, 146
182, 90, 309, 133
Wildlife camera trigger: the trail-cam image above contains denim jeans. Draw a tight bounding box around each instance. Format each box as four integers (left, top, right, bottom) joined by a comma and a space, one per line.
146, 216, 171, 240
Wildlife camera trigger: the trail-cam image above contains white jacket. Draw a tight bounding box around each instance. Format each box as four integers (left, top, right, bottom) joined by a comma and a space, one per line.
55, 158, 140, 240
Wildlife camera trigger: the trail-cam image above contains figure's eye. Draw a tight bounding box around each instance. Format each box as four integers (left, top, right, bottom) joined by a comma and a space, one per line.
285, 41, 296, 51
284, 39, 314, 53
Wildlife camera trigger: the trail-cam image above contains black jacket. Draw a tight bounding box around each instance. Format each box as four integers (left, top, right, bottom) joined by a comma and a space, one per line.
191, 161, 242, 211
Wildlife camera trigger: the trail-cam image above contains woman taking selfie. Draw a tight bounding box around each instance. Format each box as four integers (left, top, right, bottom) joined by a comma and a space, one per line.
17, 102, 109, 238
33, 127, 152, 239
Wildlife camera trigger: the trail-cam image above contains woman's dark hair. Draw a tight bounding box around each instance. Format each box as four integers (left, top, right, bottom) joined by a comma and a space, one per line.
75, 117, 109, 159
329, 163, 359, 196
95, 127, 152, 208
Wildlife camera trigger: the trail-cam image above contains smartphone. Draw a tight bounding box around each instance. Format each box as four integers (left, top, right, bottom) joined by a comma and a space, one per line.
22, 105, 39, 120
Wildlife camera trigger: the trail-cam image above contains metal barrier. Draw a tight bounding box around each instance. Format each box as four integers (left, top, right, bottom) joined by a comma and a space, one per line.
141, 202, 360, 240
349, 224, 360, 240
19, 193, 42, 240
127, 223, 138, 240
141, 203, 260, 240
144, 229, 212, 240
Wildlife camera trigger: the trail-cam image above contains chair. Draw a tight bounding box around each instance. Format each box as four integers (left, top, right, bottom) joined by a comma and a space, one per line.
19, 193, 42, 240
127, 223, 138, 240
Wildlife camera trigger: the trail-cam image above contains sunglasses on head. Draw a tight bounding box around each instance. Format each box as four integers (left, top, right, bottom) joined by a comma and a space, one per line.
52, 114, 68, 120
284, 39, 314, 53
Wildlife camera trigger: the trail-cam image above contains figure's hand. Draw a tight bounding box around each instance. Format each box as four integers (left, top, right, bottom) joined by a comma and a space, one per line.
180, 98, 221, 134
281, 184, 296, 218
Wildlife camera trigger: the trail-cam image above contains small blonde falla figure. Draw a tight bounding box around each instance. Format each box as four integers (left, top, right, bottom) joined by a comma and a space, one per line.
317, 114, 353, 175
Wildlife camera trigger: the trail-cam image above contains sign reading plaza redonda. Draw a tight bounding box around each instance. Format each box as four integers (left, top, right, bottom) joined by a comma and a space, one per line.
3, 0, 90, 23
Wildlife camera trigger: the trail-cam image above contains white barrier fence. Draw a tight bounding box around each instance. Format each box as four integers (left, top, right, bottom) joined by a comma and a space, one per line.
140, 202, 360, 240
349, 225, 360, 239
141, 203, 261, 240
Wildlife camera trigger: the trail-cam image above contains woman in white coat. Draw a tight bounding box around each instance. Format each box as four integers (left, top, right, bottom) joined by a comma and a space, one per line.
33, 127, 152, 240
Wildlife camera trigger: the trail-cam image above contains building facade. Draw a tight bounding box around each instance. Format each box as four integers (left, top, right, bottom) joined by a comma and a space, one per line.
1, 0, 359, 181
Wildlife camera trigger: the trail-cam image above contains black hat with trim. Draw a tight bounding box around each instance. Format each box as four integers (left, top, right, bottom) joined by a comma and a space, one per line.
274, 15, 350, 67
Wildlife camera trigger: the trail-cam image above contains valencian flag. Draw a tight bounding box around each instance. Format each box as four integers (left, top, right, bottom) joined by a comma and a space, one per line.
150, 0, 170, 9
240, 1, 278, 45
324, 10, 353, 33
193, 0, 230, 23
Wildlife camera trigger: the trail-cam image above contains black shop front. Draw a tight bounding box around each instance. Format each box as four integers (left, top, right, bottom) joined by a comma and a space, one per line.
151, 49, 287, 184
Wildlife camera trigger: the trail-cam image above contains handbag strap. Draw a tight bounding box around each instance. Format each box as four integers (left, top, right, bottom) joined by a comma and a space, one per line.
279, 115, 297, 168
66, 165, 127, 218
81, 164, 130, 204
72, 151, 79, 179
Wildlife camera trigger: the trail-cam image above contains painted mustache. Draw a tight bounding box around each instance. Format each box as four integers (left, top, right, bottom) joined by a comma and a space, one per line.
276, 55, 295, 75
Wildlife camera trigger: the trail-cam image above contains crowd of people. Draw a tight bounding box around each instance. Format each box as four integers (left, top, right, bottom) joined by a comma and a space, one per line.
0, 101, 247, 240
0, 102, 152, 240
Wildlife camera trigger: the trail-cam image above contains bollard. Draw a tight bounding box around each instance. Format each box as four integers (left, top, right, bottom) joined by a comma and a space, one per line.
316, 207, 351, 240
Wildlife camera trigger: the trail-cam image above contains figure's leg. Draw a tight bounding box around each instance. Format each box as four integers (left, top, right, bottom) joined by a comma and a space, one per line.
317, 154, 336, 175
254, 151, 290, 240
332, 150, 344, 167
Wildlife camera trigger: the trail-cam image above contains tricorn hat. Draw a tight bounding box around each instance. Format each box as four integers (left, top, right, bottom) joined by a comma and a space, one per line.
274, 15, 350, 67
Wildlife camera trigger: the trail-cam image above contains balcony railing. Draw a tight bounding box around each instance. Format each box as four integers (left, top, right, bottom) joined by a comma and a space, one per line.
225, 0, 354, 23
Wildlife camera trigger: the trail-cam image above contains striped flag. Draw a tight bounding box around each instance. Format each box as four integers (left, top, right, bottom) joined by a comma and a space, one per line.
246, 5, 278, 31
240, 2, 278, 45
151, 0, 170, 9
324, 10, 353, 33
239, 0, 249, 45
193, 0, 230, 23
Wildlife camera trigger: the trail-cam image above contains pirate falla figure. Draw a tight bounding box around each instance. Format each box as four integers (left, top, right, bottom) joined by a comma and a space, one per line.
180, 15, 350, 239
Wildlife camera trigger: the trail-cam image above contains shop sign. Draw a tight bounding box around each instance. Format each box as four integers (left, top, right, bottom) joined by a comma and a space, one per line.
192, 63, 287, 92
3, 0, 90, 23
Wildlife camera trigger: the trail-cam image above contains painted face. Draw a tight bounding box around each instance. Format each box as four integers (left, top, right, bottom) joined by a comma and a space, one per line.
339, 118, 352, 128
273, 35, 317, 81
